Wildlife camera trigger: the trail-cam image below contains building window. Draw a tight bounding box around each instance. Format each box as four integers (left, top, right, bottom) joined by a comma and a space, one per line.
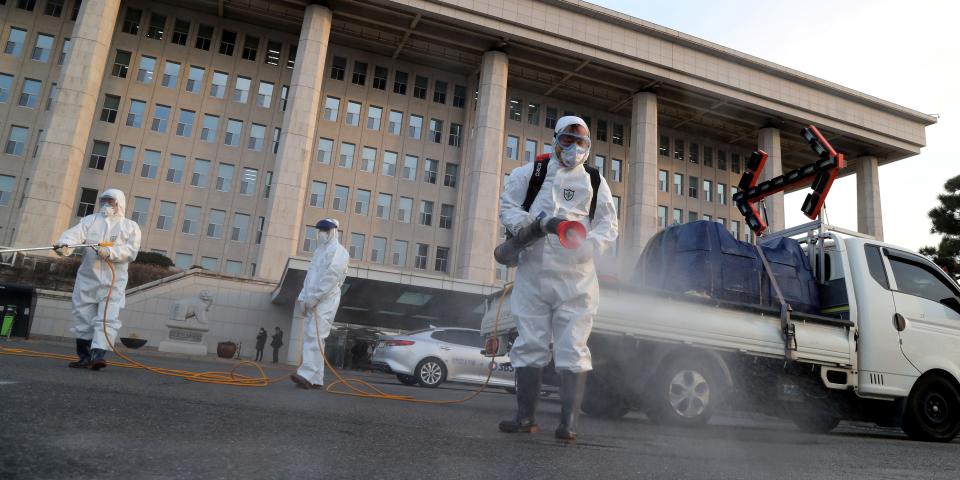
309, 182, 326, 208
433, 80, 447, 104
219, 30, 236, 56
428, 119, 443, 143
265, 40, 282, 65
444, 163, 459, 188
256, 81, 274, 108
657, 205, 667, 228
338, 142, 355, 168
114, 145, 134, 175
673, 208, 683, 225
286, 46, 297, 69
109, 50, 131, 78
247, 124, 265, 151
717, 150, 727, 171
256, 217, 265, 244
58, 38, 70, 65
658, 169, 668, 192
241, 35, 258, 61
361, 147, 376, 173
508, 96, 522, 121
352, 61, 367, 85
45, 83, 57, 111
121, 8, 142, 35
382, 151, 397, 177
453, 84, 466, 108
373, 66, 388, 90
324, 96, 340, 121
689, 176, 698, 199
146, 13, 166, 40
182, 205, 201, 234
216, 163, 235, 192
4, 28, 25, 58
393, 71, 408, 95
703, 180, 713, 203
419, 200, 434, 226
392, 240, 408, 267
240, 168, 258, 196
413, 244, 430, 270
186, 66, 204, 94
150, 105, 170, 133
195, 24, 213, 50
434, 247, 449, 273
688, 211, 699, 224
349, 233, 365, 260
674, 139, 685, 161
232, 76, 251, 103
730, 220, 741, 240
717, 183, 727, 205
44, 0, 64, 16
330, 56, 346, 80
413, 75, 428, 99
524, 140, 537, 163
448, 123, 463, 147
505, 136, 519, 160
376, 193, 391, 219
86, 140, 108, 169
408, 115, 423, 140
200, 114, 219, 142
128, 196, 150, 226
422, 159, 439, 184
545, 107, 558, 129
77, 188, 98, 217
388, 110, 402, 135
397, 197, 412, 223
279, 85, 289, 111
200, 257, 218, 271
690, 143, 700, 164
264, 171, 272, 198
611, 159, 622, 182
140, 150, 160, 179
171, 19, 190, 46
31, 33, 54, 62
364, 105, 383, 131
355, 189, 371, 215
346, 101, 361, 127
70, 0, 81, 20
99, 94, 120, 123
18, 79, 41, 108
612, 123, 624, 145
272, 128, 281, 154
402, 155, 418, 181
658, 135, 669, 156
703, 214, 712, 222
156, 201, 176, 230
673, 173, 682, 196
0, 74, 11, 103
596, 120, 608, 142
703, 146, 713, 167
190, 159, 210, 188
731, 153, 741, 173
175, 109, 195, 137
439, 204, 454, 229
330, 185, 349, 212
371, 237, 386, 264
174, 252, 192, 269
210, 71, 228, 99
137, 55, 156, 83
225, 261, 243, 275
165, 154, 185, 183
224, 119, 242, 147
316, 138, 333, 164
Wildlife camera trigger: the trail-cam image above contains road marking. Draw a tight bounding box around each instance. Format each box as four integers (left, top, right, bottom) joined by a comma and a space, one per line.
0, 380, 19, 385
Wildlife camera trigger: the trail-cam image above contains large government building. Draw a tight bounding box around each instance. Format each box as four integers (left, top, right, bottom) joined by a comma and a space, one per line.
0, 0, 936, 336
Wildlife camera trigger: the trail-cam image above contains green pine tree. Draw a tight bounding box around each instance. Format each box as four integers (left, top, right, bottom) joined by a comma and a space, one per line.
920, 175, 960, 276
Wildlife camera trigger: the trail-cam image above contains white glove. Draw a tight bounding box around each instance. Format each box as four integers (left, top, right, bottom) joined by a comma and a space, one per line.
98, 248, 111, 260
53, 244, 70, 257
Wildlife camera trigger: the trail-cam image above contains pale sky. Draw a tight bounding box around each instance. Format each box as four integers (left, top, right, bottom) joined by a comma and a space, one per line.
592, 0, 960, 251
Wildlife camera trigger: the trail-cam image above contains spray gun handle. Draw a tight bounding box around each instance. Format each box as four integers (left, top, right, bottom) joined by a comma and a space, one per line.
97, 242, 114, 247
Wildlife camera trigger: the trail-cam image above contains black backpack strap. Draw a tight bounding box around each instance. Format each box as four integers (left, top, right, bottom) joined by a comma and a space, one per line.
521, 154, 551, 212
583, 164, 601, 220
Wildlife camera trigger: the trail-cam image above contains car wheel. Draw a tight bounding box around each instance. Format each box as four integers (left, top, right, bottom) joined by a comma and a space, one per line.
581, 372, 630, 419
902, 375, 960, 442
415, 358, 446, 388
647, 356, 719, 427
789, 409, 840, 434
396, 373, 418, 386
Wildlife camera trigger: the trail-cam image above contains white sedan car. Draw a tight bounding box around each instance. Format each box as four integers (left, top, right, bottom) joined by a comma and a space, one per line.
371, 327, 516, 390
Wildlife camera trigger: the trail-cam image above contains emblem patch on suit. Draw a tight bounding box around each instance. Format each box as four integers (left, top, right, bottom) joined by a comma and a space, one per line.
563, 189, 575, 201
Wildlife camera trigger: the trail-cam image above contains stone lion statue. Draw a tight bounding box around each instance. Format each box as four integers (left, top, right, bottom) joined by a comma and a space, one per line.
170, 290, 214, 326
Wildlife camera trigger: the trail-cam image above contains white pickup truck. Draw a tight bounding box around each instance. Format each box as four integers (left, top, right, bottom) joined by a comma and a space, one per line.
480, 220, 960, 442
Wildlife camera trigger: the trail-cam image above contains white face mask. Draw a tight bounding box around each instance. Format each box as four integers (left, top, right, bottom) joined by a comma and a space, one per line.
556, 142, 590, 168
100, 205, 116, 217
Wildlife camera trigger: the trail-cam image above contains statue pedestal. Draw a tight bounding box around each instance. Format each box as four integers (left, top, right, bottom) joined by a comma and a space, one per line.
158, 322, 210, 356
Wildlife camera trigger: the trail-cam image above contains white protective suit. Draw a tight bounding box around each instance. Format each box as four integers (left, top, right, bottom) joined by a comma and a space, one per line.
57, 189, 142, 351
500, 148, 619, 373
295, 229, 350, 386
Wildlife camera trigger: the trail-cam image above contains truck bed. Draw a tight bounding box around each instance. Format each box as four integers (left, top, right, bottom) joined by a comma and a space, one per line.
480, 286, 854, 368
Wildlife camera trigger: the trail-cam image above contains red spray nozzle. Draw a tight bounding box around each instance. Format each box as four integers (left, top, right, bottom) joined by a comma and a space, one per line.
556, 221, 587, 249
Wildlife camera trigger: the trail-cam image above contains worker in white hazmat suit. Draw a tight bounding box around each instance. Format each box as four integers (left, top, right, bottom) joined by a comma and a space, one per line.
498, 116, 619, 440
55, 189, 141, 370
290, 219, 349, 390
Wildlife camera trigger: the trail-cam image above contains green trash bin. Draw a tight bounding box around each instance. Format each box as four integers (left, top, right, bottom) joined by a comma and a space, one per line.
1, 305, 15, 338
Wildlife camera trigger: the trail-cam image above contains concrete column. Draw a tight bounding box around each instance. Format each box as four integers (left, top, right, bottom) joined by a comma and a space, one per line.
623, 92, 659, 278
758, 128, 785, 232
455, 51, 508, 283
856, 155, 884, 240
13, 0, 121, 248
258, 5, 333, 281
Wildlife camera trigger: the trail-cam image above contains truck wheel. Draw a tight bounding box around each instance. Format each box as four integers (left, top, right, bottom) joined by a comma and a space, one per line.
648, 356, 718, 427
790, 410, 840, 433
396, 373, 418, 386
415, 358, 446, 388
902, 375, 960, 442
581, 373, 630, 419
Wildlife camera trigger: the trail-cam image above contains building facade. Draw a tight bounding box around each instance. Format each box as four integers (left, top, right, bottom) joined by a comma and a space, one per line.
0, 0, 935, 297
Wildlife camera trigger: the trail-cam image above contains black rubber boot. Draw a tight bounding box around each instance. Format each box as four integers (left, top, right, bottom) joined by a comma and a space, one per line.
555, 370, 587, 441
90, 348, 108, 371
499, 367, 542, 433
68, 339, 93, 369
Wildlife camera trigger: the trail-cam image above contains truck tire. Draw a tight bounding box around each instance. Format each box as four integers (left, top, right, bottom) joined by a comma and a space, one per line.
581, 373, 630, 419
790, 410, 840, 434
647, 356, 719, 427
901, 374, 960, 442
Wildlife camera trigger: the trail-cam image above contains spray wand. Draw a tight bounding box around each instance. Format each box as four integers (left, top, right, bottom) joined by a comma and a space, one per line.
0, 242, 114, 255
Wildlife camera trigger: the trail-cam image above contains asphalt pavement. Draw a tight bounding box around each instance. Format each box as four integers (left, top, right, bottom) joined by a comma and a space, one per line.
2, 339, 959, 480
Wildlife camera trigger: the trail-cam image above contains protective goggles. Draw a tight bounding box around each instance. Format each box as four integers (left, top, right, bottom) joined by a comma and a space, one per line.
554, 132, 591, 149
99, 197, 118, 207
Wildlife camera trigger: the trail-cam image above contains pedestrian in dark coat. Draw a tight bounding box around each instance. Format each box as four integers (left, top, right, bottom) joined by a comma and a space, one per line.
271, 327, 284, 363
255, 328, 268, 362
